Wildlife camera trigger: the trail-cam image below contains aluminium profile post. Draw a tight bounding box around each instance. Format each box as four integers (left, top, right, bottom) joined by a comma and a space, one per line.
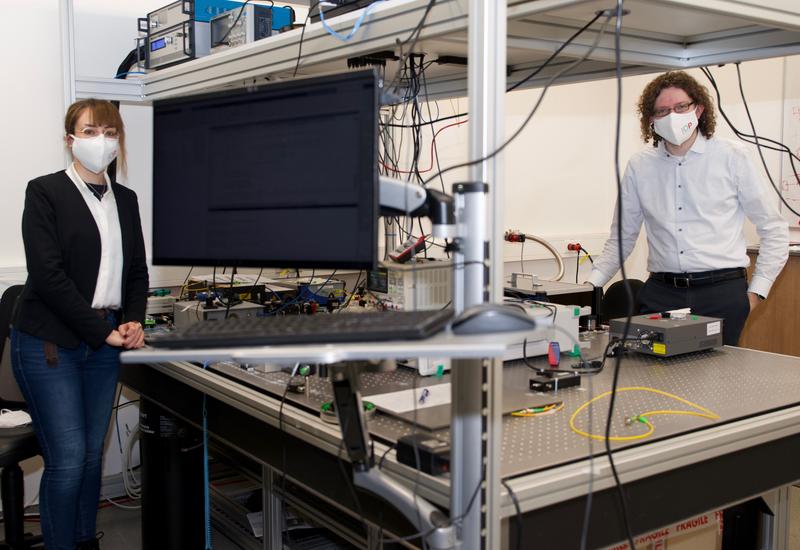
450, 2, 507, 550
60, 0, 77, 171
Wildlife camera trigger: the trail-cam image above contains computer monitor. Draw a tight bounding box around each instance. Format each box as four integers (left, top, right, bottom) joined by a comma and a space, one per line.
151, 69, 379, 269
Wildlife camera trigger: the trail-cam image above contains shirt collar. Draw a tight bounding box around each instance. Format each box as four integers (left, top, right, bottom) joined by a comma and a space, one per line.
66, 163, 114, 198
657, 133, 708, 159
689, 134, 708, 154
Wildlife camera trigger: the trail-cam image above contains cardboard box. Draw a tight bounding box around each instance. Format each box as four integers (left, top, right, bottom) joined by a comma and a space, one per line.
603, 511, 722, 550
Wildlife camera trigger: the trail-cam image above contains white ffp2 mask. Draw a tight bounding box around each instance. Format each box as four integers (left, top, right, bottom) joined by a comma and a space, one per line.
653, 109, 699, 147
70, 134, 118, 174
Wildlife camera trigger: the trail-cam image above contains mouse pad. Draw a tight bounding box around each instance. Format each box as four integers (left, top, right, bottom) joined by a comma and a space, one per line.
367, 383, 560, 431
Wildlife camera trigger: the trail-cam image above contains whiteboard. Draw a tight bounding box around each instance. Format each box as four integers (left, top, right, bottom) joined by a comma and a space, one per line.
781, 56, 800, 228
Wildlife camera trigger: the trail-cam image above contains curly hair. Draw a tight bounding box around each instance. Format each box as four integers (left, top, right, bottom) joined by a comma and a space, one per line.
637, 71, 716, 147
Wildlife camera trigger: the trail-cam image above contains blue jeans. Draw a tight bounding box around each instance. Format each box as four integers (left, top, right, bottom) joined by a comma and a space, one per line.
10, 327, 119, 550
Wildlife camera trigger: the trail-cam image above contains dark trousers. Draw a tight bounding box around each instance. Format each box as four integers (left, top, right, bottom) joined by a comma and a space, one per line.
640, 274, 760, 549
638, 276, 750, 345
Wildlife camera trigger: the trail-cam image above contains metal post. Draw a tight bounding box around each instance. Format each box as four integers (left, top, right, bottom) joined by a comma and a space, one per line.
453, 182, 489, 314
59, 0, 76, 110
262, 465, 283, 550
467, 0, 507, 305
452, 2, 508, 550
449, 358, 486, 550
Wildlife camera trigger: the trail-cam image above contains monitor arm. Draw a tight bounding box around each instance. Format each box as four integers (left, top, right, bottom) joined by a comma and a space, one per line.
330, 365, 457, 550
379, 176, 457, 239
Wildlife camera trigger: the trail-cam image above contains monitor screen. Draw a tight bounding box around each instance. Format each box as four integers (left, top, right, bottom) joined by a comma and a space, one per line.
151, 70, 379, 269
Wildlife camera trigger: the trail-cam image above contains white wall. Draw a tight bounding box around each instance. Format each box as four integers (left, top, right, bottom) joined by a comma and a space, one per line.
0, 1, 65, 268
1, 0, 793, 507
403, 58, 790, 286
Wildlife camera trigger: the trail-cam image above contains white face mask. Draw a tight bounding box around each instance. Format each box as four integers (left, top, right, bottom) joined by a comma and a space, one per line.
70, 134, 118, 174
653, 109, 699, 147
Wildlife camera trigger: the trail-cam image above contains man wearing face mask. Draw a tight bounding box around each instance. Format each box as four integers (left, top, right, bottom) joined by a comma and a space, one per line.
587, 70, 788, 346
11, 99, 148, 550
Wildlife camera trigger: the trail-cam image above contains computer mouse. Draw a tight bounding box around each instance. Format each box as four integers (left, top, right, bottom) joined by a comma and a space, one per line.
450, 303, 537, 335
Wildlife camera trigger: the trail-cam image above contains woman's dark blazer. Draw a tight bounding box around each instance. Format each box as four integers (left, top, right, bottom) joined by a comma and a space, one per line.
13, 170, 149, 350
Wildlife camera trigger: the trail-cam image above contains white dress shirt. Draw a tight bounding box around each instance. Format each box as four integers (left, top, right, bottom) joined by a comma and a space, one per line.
587, 136, 789, 298
66, 163, 124, 309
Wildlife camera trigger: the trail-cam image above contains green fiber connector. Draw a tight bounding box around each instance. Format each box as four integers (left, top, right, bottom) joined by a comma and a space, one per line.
299, 365, 311, 377
436, 364, 445, 378
637, 415, 649, 424
151, 288, 171, 296
691, 315, 698, 320
573, 307, 580, 317
567, 344, 581, 357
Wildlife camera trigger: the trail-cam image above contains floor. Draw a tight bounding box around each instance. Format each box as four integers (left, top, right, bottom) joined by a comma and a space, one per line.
22, 502, 241, 550
14, 486, 800, 549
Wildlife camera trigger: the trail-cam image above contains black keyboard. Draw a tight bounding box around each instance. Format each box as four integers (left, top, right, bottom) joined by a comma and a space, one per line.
148, 309, 454, 349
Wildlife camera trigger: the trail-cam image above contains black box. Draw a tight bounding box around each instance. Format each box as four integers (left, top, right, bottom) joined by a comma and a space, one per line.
396, 434, 450, 476
529, 372, 581, 392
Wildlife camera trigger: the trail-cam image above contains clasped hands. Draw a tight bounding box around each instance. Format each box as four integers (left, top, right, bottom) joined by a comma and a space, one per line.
105, 321, 145, 349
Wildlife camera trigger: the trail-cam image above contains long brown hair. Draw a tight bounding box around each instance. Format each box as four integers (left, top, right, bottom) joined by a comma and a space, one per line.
64, 99, 127, 174
637, 71, 716, 147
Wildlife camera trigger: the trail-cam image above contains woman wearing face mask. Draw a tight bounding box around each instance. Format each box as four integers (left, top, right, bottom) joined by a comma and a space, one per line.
10, 99, 148, 550
586, 70, 788, 346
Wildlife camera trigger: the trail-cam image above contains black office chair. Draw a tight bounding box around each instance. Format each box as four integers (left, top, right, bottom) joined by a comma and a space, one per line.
0, 285, 43, 550
599, 279, 645, 324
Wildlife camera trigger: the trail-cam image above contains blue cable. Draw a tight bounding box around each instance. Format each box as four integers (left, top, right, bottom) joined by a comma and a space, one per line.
265, 271, 337, 316
202, 361, 212, 550
318, 0, 384, 42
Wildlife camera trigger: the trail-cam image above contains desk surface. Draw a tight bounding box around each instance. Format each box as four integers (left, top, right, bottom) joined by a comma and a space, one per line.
120, 335, 800, 547
205, 335, 800, 478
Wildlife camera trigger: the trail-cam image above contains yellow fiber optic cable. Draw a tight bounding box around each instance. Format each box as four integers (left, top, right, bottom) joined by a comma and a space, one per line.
569, 386, 719, 442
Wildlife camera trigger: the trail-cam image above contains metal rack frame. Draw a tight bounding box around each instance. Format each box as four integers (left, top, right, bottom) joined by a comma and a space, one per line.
61, 0, 800, 547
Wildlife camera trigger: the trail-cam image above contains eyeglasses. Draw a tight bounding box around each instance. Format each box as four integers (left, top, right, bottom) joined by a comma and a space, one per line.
76, 126, 119, 139
653, 101, 695, 118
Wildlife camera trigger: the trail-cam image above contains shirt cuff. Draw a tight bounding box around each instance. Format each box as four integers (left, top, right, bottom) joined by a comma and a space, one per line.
747, 274, 773, 299
586, 269, 610, 288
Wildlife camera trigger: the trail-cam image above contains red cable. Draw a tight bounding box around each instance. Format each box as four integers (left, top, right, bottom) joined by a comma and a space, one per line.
381, 118, 469, 174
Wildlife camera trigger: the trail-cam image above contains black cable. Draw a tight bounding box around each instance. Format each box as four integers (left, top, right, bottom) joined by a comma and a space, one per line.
383, 11, 602, 126
734, 62, 800, 218
293, 1, 321, 77
507, 12, 603, 93
111, 399, 140, 411
381, 112, 468, 129
410, 375, 426, 550
700, 66, 800, 164
212, 266, 217, 305
179, 266, 194, 300
500, 479, 522, 550
213, 0, 254, 47
700, 65, 800, 216
251, 268, 264, 303
385, 0, 437, 95
377, 443, 397, 470
378, 470, 483, 544
338, 270, 364, 312
605, 2, 637, 548
224, 266, 237, 319
580, 371, 595, 550
417, 217, 428, 258
421, 12, 611, 188
521, 337, 603, 376
278, 366, 294, 529
335, 425, 369, 536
